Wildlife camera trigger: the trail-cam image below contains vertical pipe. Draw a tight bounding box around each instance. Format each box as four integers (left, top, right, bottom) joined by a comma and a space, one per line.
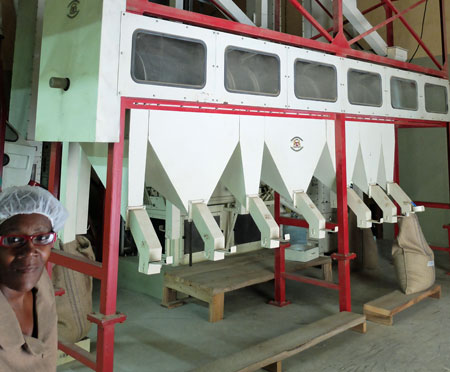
439, 0, 448, 77
272, 192, 288, 306
394, 126, 400, 237
48, 142, 62, 198
334, 114, 351, 312
97, 102, 125, 372
274, 0, 281, 31
385, 5, 394, 47
332, 0, 344, 37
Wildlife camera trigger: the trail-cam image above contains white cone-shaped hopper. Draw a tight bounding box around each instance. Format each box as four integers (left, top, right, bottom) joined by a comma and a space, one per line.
145, 110, 239, 261
145, 110, 239, 213
220, 116, 265, 206
262, 117, 327, 200
220, 116, 279, 248
262, 117, 328, 238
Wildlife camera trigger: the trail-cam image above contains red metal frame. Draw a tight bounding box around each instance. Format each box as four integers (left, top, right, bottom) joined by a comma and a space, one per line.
126, 0, 448, 78
33, 1, 448, 369
47, 99, 128, 372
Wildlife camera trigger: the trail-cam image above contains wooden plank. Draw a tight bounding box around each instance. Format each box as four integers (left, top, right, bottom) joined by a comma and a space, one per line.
164, 275, 213, 303
322, 262, 333, 282
263, 361, 282, 372
192, 312, 366, 372
209, 293, 225, 322
166, 250, 271, 279
364, 310, 393, 326
364, 284, 441, 317
161, 287, 185, 309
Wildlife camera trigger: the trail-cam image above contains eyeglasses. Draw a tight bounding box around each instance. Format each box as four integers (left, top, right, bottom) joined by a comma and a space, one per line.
0, 232, 57, 248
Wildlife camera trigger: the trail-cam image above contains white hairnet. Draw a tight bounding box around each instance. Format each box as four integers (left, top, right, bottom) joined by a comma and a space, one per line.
0, 185, 68, 232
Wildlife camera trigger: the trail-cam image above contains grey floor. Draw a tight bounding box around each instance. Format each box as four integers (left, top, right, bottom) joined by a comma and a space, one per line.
58, 241, 450, 372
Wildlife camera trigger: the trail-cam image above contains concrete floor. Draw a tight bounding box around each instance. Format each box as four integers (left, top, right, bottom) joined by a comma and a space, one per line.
58, 241, 450, 372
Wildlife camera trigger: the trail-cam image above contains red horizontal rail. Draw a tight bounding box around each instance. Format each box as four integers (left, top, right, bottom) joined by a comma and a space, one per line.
58, 341, 97, 370
283, 272, 340, 290
122, 98, 446, 127
430, 245, 450, 252
50, 250, 103, 279
125, 1, 447, 78
278, 216, 338, 231
414, 201, 450, 209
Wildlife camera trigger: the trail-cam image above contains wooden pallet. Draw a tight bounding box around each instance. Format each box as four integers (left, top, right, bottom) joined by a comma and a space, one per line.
191, 311, 366, 372
162, 250, 333, 322
363, 284, 441, 326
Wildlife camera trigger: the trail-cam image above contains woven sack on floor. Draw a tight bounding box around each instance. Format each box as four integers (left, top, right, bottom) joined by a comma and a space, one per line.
392, 214, 435, 294
52, 236, 95, 343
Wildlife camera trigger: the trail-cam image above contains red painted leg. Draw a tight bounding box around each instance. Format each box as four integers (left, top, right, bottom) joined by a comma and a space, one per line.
334, 114, 352, 312
270, 192, 290, 307
96, 101, 126, 372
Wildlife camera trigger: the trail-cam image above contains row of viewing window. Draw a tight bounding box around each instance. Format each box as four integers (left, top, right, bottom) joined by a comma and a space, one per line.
132, 31, 448, 115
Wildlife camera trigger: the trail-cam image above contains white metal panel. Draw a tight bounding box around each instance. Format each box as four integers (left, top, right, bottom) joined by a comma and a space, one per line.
262, 117, 327, 201
314, 120, 336, 189
385, 68, 421, 120
119, 13, 217, 103
239, 116, 265, 197
416, 73, 450, 121
75, 147, 91, 235
220, 115, 265, 206
95, 0, 124, 142
287, 48, 343, 113
380, 124, 395, 185
359, 122, 383, 186
214, 31, 288, 108
128, 109, 149, 207
147, 111, 239, 213
345, 121, 360, 186
341, 58, 389, 117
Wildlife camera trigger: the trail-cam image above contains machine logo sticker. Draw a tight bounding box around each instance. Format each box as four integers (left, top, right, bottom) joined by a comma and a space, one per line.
290, 136, 304, 152
67, 0, 80, 19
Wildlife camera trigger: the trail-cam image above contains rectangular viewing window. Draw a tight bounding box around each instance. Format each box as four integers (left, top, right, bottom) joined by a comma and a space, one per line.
294, 60, 337, 102
425, 83, 448, 114
132, 31, 206, 89
348, 69, 382, 107
225, 47, 280, 96
391, 77, 418, 111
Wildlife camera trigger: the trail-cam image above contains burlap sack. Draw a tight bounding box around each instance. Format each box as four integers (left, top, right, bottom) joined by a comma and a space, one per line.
392, 214, 435, 294
52, 236, 95, 343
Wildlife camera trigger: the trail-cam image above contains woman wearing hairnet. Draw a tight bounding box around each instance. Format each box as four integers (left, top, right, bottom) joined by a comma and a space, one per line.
0, 185, 68, 371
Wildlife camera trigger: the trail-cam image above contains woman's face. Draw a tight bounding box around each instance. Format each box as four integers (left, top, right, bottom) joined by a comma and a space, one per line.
0, 214, 53, 293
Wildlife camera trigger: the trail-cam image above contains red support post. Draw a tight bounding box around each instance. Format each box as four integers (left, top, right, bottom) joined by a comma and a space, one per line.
288, 0, 333, 42
394, 126, 400, 237
96, 100, 126, 372
332, 0, 349, 49
439, 0, 448, 77
274, 0, 281, 32
270, 192, 290, 307
334, 114, 352, 312
385, 4, 394, 47
48, 142, 62, 198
